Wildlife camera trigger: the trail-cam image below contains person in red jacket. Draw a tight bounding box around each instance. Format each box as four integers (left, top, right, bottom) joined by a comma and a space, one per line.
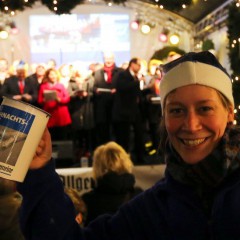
38, 67, 71, 140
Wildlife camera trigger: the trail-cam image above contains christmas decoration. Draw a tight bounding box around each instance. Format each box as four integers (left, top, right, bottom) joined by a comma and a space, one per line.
41, 0, 85, 14
202, 39, 215, 51
0, 0, 193, 15
148, 0, 192, 12
227, 1, 240, 124
103, 0, 127, 4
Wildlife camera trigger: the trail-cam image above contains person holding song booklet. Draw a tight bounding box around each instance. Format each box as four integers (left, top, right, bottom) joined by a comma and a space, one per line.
38, 68, 71, 141
17, 51, 240, 239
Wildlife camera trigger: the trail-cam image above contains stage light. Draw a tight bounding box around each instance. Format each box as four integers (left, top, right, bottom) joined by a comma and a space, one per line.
0, 30, 9, 40
169, 33, 180, 45
141, 24, 151, 34
130, 20, 140, 30
158, 28, 169, 42
158, 33, 168, 42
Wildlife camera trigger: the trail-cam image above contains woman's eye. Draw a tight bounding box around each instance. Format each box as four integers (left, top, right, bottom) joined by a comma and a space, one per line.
199, 106, 213, 112
169, 108, 183, 115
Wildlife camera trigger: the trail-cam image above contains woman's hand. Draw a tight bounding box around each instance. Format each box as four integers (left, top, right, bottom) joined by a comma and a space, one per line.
29, 128, 52, 170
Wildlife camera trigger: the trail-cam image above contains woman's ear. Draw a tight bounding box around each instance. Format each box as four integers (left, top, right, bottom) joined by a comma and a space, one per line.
227, 105, 235, 123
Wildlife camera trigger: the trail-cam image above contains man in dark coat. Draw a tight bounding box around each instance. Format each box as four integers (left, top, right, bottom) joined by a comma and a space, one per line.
24, 63, 46, 107
1, 62, 38, 105
112, 57, 145, 164
93, 52, 121, 145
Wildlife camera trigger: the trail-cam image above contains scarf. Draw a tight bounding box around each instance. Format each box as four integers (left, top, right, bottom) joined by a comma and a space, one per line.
104, 64, 115, 84
166, 125, 240, 216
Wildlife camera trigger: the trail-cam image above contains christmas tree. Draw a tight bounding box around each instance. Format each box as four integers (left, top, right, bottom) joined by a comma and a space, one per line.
227, 1, 240, 124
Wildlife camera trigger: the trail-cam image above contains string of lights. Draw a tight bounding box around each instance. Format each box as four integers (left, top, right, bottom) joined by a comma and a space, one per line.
148, 0, 192, 11
0, 0, 194, 15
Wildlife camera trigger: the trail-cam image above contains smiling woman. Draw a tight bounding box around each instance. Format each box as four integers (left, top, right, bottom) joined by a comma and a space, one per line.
159, 51, 237, 188
159, 52, 234, 159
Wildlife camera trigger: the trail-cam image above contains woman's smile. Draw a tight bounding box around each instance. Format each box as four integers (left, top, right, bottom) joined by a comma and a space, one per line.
180, 137, 206, 147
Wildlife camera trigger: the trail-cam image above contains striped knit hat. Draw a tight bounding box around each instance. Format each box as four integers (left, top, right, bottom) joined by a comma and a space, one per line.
160, 51, 234, 108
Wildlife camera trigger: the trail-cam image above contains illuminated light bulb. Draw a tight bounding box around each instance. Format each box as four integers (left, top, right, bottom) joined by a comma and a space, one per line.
169, 33, 180, 45
238, 105, 240, 109
141, 24, 151, 34
11, 11, 15, 16
234, 120, 237, 125
158, 33, 168, 42
4, 6, 8, 11
232, 44, 235, 48
235, 76, 239, 80
130, 20, 140, 30
54, 6, 57, 11
196, 43, 201, 49
234, 109, 237, 113
160, 5, 163, 9
182, 4, 186, 8
53, 0, 57, 4
233, 40, 237, 44
0, 30, 9, 40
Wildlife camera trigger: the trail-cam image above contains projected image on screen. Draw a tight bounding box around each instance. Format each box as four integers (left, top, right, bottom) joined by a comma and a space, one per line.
30, 13, 130, 68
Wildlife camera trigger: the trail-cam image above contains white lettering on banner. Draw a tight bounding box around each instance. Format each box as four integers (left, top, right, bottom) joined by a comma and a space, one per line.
56, 165, 166, 195
0, 112, 27, 125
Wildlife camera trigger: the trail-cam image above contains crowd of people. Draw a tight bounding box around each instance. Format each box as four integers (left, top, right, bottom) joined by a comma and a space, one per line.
0, 53, 164, 165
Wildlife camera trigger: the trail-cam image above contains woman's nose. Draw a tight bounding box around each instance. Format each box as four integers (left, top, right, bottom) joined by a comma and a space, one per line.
182, 111, 202, 132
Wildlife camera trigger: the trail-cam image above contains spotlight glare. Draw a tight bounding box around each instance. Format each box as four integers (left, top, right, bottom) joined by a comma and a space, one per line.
130, 21, 139, 30
0, 30, 9, 40
158, 33, 168, 42
141, 24, 151, 34
169, 33, 180, 45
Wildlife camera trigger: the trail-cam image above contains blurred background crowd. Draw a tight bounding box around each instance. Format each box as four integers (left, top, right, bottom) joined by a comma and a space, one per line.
0, 51, 181, 167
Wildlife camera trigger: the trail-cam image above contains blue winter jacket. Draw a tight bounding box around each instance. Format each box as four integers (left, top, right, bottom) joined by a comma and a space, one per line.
17, 160, 240, 240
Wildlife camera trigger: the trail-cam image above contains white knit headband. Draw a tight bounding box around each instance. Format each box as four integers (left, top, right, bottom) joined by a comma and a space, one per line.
160, 61, 234, 107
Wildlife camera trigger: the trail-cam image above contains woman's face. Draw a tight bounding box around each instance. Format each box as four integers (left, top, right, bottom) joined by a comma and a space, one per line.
48, 70, 58, 83
165, 85, 234, 164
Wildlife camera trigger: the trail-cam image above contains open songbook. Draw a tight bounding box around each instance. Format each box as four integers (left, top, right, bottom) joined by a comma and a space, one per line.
43, 90, 57, 101
97, 88, 112, 93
